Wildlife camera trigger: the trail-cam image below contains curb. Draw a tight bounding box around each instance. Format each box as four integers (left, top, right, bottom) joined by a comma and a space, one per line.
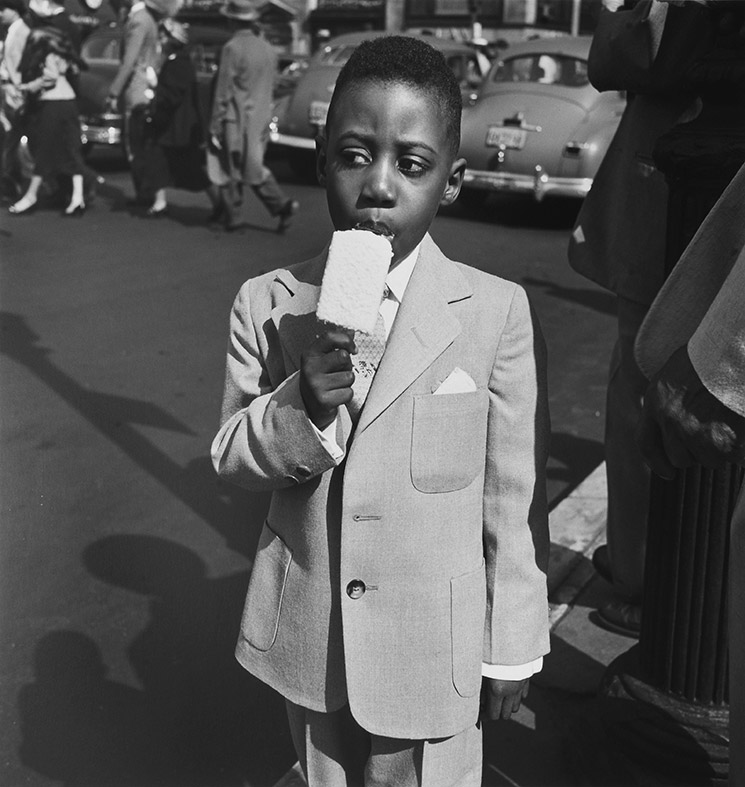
272, 463, 609, 787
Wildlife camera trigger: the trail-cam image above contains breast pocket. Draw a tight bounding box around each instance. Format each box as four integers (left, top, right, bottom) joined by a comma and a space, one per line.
239, 521, 292, 652
411, 389, 489, 493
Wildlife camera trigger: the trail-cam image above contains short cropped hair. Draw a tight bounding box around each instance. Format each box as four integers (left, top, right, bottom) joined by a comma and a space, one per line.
326, 35, 462, 156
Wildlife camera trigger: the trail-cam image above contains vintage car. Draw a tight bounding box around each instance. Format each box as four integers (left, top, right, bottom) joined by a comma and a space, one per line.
269, 30, 490, 180
458, 36, 625, 207
76, 21, 305, 155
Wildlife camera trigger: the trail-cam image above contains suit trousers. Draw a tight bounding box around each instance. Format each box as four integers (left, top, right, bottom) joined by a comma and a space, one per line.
285, 700, 482, 787
604, 296, 650, 602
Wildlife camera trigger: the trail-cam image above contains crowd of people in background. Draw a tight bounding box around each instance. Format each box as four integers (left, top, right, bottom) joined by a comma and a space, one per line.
0, 0, 298, 230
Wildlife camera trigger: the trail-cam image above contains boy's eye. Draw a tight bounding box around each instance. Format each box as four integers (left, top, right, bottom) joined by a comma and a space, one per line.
341, 148, 371, 166
398, 157, 428, 176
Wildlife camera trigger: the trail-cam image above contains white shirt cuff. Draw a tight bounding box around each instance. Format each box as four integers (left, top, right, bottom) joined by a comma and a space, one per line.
309, 415, 345, 463
481, 657, 543, 681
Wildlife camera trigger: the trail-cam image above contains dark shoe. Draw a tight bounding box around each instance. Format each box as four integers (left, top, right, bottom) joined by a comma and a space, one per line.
591, 545, 613, 584
276, 199, 299, 233
206, 202, 225, 225
146, 205, 168, 218
595, 600, 641, 638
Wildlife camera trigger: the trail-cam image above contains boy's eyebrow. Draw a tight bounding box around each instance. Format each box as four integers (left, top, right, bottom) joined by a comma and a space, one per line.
336, 130, 439, 155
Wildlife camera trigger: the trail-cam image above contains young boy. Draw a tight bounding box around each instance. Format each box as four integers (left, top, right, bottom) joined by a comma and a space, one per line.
211, 35, 550, 787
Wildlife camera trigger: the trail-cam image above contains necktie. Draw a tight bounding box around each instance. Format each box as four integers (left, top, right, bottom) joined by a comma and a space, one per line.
348, 310, 387, 421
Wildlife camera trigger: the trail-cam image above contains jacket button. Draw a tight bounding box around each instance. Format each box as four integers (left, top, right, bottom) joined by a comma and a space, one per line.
296, 465, 311, 478
346, 580, 366, 599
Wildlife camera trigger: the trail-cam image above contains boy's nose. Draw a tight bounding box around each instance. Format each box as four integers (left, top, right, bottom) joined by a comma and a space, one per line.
361, 162, 396, 206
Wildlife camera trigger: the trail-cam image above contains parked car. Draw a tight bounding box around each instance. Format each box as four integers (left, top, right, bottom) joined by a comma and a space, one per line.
458, 36, 625, 207
269, 31, 490, 180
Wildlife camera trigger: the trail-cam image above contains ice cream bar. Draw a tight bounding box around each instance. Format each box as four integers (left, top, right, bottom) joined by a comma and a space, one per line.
316, 229, 393, 335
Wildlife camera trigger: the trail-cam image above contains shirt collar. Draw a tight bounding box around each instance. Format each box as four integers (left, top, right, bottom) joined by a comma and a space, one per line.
385, 242, 420, 304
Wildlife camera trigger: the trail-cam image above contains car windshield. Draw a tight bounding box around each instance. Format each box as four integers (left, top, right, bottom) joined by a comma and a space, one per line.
318, 44, 357, 66
491, 54, 588, 87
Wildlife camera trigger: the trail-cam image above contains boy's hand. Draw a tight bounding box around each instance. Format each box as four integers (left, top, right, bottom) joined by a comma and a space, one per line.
480, 677, 529, 722
300, 328, 356, 430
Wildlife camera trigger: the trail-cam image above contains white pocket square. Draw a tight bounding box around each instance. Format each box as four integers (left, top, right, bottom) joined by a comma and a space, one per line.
433, 367, 477, 395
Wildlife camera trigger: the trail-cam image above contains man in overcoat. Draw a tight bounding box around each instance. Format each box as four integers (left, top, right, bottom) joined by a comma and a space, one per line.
209, 0, 297, 232
567, 0, 713, 635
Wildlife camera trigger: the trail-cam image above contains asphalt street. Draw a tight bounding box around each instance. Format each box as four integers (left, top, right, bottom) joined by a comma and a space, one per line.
0, 153, 619, 786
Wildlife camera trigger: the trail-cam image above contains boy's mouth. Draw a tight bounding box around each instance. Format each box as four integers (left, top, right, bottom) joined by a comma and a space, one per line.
354, 220, 394, 240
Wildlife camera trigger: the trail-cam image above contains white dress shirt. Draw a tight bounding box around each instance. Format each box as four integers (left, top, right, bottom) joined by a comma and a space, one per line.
309, 241, 543, 682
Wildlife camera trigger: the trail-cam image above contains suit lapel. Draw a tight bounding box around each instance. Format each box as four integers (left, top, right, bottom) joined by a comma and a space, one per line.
356, 235, 472, 435
270, 254, 326, 373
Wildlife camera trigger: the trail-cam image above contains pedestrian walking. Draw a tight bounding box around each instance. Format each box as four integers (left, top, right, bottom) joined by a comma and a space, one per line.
567, 0, 714, 637
140, 19, 220, 218
0, 0, 31, 202
105, 0, 178, 205
8, 0, 88, 216
211, 36, 550, 786
208, 0, 297, 232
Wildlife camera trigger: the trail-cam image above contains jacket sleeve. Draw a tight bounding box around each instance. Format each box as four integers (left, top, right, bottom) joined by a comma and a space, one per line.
482, 284, 551, 667
688, 246, 745, 419
108, 18, 147, 98
209, 41, 235, 136
589, 0, 712, 95
210, 279, 341, 492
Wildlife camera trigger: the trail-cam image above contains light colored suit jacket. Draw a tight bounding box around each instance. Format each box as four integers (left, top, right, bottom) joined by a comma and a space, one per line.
108, 4, 160, 111
211, 234, 551, 740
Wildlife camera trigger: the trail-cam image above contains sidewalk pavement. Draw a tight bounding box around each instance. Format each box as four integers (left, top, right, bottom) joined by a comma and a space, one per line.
273, 463, 650, 787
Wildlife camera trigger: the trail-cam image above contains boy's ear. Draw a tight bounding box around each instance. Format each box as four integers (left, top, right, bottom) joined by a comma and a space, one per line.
315, 135, 328, 187
440, 157, 466, 207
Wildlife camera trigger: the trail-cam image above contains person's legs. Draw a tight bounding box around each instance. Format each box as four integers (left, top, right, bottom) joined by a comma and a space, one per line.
595, 296, 650, 634
285, 699, 481, 787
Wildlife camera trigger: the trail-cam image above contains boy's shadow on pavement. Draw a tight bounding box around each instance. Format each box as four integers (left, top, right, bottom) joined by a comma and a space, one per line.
19, 535, 296, 787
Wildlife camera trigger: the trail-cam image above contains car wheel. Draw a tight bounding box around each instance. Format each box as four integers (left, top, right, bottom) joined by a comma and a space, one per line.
288, 151, 319, 184
457, 187, 488, 214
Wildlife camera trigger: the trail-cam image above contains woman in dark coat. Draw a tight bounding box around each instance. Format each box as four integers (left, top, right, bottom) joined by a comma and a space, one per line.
142, 19, 221, 217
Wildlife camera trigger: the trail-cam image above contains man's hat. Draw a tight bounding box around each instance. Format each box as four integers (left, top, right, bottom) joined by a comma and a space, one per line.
144, 0, 182, 17
219, 0, 259, 22
161, 17, 188, 44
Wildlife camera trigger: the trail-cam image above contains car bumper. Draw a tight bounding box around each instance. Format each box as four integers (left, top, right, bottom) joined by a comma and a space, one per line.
80, 119, 123, 147
269, 129, 317, 152
463, 165, 592, 201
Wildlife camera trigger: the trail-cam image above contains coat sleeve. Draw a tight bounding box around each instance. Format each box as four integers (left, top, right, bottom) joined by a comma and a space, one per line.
210, 278, 341, 492
482, 284, 551, 666
209, 41, 236, 136
589, 0, 712, 95
108, 18, 147, 99
688, 246, 745, 419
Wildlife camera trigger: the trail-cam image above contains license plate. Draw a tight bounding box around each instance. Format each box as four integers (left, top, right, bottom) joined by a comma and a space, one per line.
309, 100, 330, 126
485, 126, 527, 149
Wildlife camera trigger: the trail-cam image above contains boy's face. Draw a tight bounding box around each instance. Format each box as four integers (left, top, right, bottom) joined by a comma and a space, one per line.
316, 80, 465, 267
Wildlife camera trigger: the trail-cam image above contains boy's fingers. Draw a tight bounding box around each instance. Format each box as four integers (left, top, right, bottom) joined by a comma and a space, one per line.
313, 329, 356, 355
